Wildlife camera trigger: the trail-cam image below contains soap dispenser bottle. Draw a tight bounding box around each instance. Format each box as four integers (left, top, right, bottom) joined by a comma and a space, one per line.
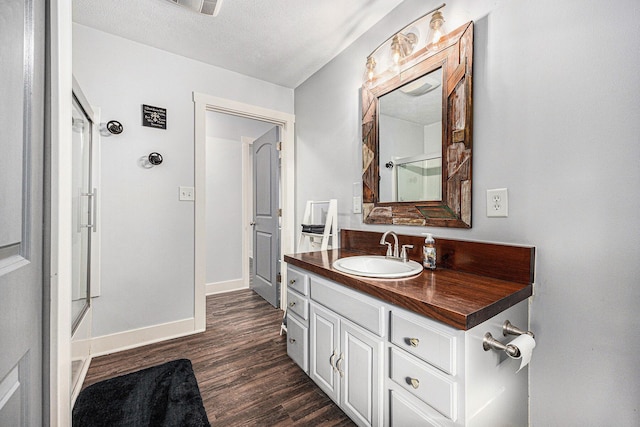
422, 233, 436, 270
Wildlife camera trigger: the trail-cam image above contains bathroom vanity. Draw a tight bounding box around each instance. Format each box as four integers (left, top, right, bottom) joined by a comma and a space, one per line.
283, 230, 535, 427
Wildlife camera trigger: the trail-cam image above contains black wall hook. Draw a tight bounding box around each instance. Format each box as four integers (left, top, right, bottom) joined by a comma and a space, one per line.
106, 120, 123, 134
100, 120, 123, 136
148, 152, 163, 166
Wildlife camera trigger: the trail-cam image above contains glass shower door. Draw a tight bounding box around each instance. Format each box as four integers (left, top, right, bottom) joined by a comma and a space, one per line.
71, 94, 93, 332
395, 156, 442, 202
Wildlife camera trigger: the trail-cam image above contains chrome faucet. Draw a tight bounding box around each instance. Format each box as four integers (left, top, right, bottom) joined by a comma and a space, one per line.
380, 231, 414, 262
380, 231, 399, 258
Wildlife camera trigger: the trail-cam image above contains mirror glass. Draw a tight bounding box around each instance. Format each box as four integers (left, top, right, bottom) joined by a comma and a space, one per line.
378, 68, 442, 202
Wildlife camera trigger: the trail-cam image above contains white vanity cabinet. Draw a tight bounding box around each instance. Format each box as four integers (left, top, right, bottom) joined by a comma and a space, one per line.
286, 265, 529, 427
309, 274, 385, 427
286, 267, 310, 373
385, 301, 529, 427
386, 307, 462, 426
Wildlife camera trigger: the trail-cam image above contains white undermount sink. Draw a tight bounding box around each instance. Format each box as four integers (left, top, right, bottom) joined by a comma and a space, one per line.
332, 255, 423, 279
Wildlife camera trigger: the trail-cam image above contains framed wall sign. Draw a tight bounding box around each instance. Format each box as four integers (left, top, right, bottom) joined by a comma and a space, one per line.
142, 104, 167, 129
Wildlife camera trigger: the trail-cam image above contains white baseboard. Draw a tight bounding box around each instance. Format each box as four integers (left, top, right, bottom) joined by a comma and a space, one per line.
90, 318, 201, 358
206, 278, 248, 295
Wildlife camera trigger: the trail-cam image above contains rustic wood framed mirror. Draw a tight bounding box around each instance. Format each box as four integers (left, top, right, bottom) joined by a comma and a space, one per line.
362, 21, 473, 227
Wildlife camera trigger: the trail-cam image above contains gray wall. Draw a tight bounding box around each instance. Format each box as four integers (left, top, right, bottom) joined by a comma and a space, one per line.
294, 0, 640, 424
205, 136, 243, 284
73, 24, 293, 337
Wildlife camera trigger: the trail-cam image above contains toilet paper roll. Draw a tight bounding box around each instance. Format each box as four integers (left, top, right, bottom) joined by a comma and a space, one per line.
509, 334, 536, 372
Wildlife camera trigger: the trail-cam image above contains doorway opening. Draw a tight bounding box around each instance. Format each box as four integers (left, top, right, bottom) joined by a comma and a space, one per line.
193, 93, 295, 330
204, 112, 279, 306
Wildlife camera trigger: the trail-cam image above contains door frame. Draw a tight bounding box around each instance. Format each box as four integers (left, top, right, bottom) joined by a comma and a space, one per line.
48, 0, 73, 425
241, 135, 254, 291
193, 92, 295, 329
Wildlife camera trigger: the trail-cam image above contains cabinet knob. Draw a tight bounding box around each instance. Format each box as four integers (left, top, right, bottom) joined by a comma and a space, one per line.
289, 279, 296, 284
289, 338, 296, 344
289, 301, 296, 307
409, 378, 420, 389
409, 338, 420, 347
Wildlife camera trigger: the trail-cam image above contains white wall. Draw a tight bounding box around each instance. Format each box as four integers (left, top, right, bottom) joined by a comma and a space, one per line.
205, 136, 242, 284
378, 114, 423, 200
294, 0, 640, 424
72, 24, 293, 337
423, 121, 440, 156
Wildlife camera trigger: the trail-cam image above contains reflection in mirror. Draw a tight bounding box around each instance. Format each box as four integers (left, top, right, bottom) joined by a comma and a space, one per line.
378, 69, 442, 202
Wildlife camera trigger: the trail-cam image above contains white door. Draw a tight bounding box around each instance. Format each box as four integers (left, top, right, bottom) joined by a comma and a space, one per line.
251, 126, 280, 307
0, 0, 46, 424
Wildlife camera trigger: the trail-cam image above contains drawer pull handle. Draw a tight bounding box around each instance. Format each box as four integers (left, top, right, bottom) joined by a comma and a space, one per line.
289, 279, 296, 284
289, 301, 296, 307
409, 338, 420, 347
289, 338, 296, 344
409, 378, 420, 389
330, 351, 337, 371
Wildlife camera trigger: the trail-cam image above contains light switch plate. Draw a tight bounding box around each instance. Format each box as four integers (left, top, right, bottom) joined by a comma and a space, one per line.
486, 188, 508, 217
179, 186, 195, 201
353, 196, 362, 213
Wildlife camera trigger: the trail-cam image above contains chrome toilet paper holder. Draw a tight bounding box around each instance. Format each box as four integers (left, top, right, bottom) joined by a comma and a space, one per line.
483, 320, 535, 357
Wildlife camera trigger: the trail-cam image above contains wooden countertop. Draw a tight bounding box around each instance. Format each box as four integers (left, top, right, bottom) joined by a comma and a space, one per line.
284, 247, 533, 331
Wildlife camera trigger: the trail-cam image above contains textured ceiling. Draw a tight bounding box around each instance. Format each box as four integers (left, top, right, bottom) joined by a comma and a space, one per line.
72, 0, 405, 88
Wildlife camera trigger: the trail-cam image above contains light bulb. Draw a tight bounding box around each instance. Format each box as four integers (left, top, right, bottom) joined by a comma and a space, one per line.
392, 50, 401, 64
363, 56, 377, 85
391, 35, 402, 64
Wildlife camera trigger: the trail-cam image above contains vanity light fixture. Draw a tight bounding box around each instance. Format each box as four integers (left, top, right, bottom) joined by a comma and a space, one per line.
364, 3, 447, 86
364, 56, 377, 83
425, 10, 448, 51
390, 32, 418, 65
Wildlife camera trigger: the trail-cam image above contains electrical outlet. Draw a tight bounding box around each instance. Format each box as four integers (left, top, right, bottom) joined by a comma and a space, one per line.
179, 186, 195, 201
353, 196, 362, 214
486, 188, 508, 217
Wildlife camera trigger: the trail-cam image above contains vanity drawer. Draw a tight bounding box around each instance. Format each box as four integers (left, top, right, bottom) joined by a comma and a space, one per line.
286, 314, 308, 373
286, 289, 308, 320
310, 275, 385, 336
390, 310, 457, 375
287, 266, 309, 296
389, 348, 457, 421
389, 389, 440, 427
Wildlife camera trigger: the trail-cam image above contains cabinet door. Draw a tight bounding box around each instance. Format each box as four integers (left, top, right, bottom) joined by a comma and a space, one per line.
341, 321, 383, 427
310, 304, 340, 402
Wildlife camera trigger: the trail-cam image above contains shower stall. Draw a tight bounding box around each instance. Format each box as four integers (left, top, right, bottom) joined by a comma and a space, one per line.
71, 80, 95, 332
71, 77, 101, 401
391, 153, 442, 202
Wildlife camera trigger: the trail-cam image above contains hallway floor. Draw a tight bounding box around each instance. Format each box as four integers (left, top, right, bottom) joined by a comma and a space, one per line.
81, 289, 355, 426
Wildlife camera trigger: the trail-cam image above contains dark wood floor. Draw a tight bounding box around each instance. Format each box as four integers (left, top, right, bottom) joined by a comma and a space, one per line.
82, 289, 355, 426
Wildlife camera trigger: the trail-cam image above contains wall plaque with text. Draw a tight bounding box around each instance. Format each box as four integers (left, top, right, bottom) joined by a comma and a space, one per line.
142, 104, 167, 129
